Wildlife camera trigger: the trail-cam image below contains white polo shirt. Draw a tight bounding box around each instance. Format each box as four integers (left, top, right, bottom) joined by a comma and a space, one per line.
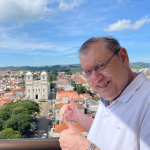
87, 72, 150, 150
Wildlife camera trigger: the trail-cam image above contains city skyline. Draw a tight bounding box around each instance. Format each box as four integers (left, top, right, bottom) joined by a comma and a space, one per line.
0, 0, 150, 67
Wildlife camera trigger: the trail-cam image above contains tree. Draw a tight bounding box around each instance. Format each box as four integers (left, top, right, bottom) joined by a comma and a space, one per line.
33, 74, 38, 79
54, 87, 57, 93
5, 88, 11, 91
48, 74, 56, 81
56, 120, 59, 124
50, 82, 54, 89
3, 114, 31, 135
0, 119, 3, 130
12, 107, 28, 116
0, 112, 10, 121
76, 84, 87, 94
51, 70, 58, 75
47, 69, 51, 72
0, 128, 22, 139
21, 75, 24, 78
9, 100, 40, 115
71, 80, 76, 88
0, 102, 17, 115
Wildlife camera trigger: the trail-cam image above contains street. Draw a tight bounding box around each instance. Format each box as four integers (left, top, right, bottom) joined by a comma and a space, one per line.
35, 101, 52, 138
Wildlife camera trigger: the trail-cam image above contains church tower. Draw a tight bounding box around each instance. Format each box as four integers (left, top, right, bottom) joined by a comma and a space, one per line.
25, 71, 33, 99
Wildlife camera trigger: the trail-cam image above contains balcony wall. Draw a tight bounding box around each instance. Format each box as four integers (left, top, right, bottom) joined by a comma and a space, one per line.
0, 138, 61, 150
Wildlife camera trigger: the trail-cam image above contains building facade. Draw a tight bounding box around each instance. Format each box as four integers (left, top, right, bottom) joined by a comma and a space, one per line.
25, 71, 50, 100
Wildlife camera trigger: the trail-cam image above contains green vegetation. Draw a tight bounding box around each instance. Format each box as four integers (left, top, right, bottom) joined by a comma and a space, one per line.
48, 74, 56, 81
0, 128, 22, 139
18, 81, 25, 85
130, 62, 150, 69
50, 82, 54, 89
54, 87, 57, 93
39, 100, 46, 102
70, 80, 96, 96
56, 120, 59, 124
0, 100, 39, 139
0, 63, 150, 72
0, 64, 82, 72
3, 75, 9, 78
5, 88, 11, 91
93, 97, 100, 102
33, 74, 40, 80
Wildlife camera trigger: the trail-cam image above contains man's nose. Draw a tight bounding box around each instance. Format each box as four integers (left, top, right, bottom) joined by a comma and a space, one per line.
91, 70, 103, 82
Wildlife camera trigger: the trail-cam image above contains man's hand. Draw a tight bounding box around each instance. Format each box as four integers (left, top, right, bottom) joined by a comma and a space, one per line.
59, 114, 91, 150
60, 95, 79, 122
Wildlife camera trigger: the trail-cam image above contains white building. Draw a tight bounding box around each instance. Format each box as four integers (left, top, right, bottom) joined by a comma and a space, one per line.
25, 71, 50, 100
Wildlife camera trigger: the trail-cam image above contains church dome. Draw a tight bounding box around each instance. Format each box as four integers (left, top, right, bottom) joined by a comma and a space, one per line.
41, 71, 47, 75
26, 72, 32, 75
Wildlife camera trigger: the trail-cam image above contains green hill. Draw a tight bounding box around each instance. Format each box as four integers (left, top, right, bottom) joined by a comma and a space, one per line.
0, 62, 149, 72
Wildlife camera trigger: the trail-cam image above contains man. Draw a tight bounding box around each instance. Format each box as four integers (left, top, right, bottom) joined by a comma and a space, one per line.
59, 37, 150, 150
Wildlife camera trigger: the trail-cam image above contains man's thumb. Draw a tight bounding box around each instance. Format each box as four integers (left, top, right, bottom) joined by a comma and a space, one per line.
64, 114, 73, 128
69, 94, 75, 106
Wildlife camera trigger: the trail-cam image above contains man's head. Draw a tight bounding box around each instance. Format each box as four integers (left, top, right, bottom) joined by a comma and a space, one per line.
79, 36, 135, 102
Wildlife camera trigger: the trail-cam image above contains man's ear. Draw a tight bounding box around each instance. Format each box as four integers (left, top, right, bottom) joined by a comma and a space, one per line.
119, 47, 129, 67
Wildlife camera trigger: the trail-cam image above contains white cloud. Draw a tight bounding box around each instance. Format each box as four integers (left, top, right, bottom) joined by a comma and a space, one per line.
0, 0, 84, 22
0, 36, 78, 57
22, 33, 28, 37
104, 16, 150, 31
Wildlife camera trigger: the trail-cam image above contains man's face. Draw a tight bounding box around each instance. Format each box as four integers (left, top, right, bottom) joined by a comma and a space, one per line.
80, 42, 129, 102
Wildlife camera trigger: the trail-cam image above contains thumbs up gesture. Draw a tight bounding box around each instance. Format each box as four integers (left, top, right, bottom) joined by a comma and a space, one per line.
59, 114, 91, 150
60, 95, 79, 123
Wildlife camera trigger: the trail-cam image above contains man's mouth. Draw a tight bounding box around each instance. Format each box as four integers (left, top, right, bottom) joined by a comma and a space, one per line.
98, 81, 110, 88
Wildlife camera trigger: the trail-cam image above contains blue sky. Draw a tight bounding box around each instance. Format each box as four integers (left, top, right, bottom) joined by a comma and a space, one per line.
0, 0, 150, 67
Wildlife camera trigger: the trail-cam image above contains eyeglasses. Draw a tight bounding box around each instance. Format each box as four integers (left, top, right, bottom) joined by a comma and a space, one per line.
82, 49, 120, 78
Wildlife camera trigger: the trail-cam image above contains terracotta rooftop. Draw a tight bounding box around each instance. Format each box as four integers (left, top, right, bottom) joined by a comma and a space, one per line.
57, 92, 78, 98
55, 98, 62, 101
0, 101, 7, 107
54, 124, 86, 133
74, 97, 83, 101
55, 103, 83, 108
0, 99, 14, 103
80, 94, 91, 97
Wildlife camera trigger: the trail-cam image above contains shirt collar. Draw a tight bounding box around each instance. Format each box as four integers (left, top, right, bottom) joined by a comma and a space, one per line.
100, 97, 109, 107
116, 72, 148, 103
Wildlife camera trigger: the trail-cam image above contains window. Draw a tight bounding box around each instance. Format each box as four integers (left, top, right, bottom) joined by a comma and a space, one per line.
57, 111, 59, 114
28, 95, 30, 98
28, 77, 30, 80
43, 95, 45, 97
43, 76, 45, 79
36, 89, 37, 92
43, 89, 45, 92
28, 89, 30, 92
33, 89, 34, 92
39, 89, 40, 92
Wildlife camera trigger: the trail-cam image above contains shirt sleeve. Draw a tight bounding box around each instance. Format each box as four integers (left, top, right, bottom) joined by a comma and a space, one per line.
140, 107, 150, 150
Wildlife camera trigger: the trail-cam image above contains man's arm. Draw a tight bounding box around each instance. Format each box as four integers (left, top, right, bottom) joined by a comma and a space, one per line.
76, 110, 93, 132
60, 95, 93, 132
59, 114, 101, 150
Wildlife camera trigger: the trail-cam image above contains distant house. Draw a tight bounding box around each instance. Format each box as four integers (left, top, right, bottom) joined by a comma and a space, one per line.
50, 123, 87, 138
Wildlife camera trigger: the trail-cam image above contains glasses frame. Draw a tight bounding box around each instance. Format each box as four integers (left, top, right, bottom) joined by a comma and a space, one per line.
82, 49, 120, 78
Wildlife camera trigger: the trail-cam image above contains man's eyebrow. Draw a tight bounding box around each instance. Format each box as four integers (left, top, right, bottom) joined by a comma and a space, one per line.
82, 61, 105, 70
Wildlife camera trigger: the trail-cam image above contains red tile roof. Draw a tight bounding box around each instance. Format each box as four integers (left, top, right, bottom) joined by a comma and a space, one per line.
0, 101, 7, 107
55, 103, 83, 108
54, 124, 86, 133
0, 99, 14, 103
